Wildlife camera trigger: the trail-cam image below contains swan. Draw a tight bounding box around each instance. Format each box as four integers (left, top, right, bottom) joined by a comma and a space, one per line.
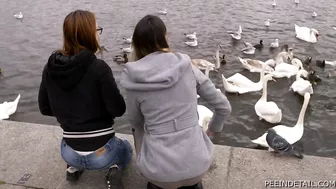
121, 44, 132, 53
275, 51, 294, 65
312, 12, 317, 18
265, 19, 270, 27
316, 60, 336, 68
184, 32, 197, 40
158, 9, 167, 15
213, 54, 226, 65
295, 0, 299, 4
227, 25, 242, 40
191, 45, 222, 71
251, 92, 311, 147
221, 64, 268, 94
255, 74, 282, 123
0, 94, 21, 120
295, 24, 319, 43
197, 65, 221, 98
122, 37, 132, 44
333, 27, 336, 31
270, 39, 279, 48
14, 12, 23, 19
238, 57, 274, 73
290, 70, 313, 96
270, 58, 303, 78
197, 105, 213, 132
272, 0, 276, 7
185, 39, 198, 47
241, 41, 256, 55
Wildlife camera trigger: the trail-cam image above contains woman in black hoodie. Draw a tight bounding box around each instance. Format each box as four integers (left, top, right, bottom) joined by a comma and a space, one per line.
38, 10, 132, 189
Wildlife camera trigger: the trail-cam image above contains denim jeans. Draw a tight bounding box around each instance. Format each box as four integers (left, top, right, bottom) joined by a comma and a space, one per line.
61, 136, 133, 171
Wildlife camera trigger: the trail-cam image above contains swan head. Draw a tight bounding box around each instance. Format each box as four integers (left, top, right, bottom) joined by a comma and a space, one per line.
304, 92, 311, 100
275, 39, 279, 43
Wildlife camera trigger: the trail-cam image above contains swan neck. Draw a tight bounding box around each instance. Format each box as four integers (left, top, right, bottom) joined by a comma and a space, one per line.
296, 96, 310, 127
215, 48, 220, 69
259, 66, 265, 84
260, 79, 268, 101
205, 67, 210, 78
296, 70, 303, 81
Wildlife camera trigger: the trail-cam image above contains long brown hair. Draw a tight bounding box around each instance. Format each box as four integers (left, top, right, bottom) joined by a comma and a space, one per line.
60, 10, 99, 56
132, 15, 171, 61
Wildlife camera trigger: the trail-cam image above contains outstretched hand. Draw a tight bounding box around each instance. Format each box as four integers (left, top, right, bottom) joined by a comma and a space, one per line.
206, 129, 215, 139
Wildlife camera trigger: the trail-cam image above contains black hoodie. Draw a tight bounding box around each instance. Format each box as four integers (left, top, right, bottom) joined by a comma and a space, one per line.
38, 50, 126, 151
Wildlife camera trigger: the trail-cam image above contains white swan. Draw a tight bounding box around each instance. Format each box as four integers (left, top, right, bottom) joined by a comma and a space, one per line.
197, 105, 213, 132
0, 94, 21, 120
227, 25, 242, 40
191, 45, 222, 71
275, 51, 294, 66
241, 41, 256, 55
270, 39, 279, 48
290, 69, 313, 96
251, 92, 311, 147
122, 37, 132, 44
270, 58, 303, 78
121, 45, 132, 53
255, 74, 282, 123
185, 39, 198, 47
272, 0, 276, 7
158, 9, 167, 15
14, 12, 23, 19
197, 65, 221, 98
312, 12, 317, 18
184, 32, 197, 40
221, 64, 268, 94
295, 24, 319, 43
238, 57, 274, 73
265, 19, 270, 27
295, 0, 299, 4
333, 27, 336, 31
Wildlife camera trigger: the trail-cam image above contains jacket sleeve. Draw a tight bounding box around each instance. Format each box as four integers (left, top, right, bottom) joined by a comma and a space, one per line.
125, 89, 144, 155
38, 67, 54, 116
192, 65, 232, 132
99, 62, 126, 117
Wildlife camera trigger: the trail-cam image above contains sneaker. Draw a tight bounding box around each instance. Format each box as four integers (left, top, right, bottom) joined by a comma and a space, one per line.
106, 165, 124, 189
66, 165, 83, 181
178, 182, 204, 189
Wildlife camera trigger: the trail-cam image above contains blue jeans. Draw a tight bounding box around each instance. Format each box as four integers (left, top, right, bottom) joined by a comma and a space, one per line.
61, 136, 133, 171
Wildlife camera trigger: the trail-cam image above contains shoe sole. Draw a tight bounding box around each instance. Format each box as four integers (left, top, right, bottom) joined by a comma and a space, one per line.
106, 168, 124, 189
66, 170, 83, 182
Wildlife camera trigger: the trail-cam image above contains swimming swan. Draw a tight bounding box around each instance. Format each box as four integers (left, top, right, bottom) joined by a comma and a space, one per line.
290, 69, 313, 96
295, 24, 319, 43
0, 94, 21, 120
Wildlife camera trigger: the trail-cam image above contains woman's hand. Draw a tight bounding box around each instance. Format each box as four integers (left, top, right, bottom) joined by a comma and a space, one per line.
206, 129, 215, 139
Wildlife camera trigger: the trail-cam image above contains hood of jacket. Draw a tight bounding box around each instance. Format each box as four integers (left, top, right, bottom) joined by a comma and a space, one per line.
120, 52, 191, 91
46, 50, 96, 91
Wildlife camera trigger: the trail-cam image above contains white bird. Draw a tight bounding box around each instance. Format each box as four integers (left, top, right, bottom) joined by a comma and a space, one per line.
270, 58, 303, 78
312, 12, 317, 18
290, 69, 313, 96
120, 45, 132, 53
251, 92, 311, 147
333, 27, 336, 31
184, 32, 197, 40
227, 25, 242, 40
221, 64, 269, 94
158, 9, 167, 15
14, 12, 23, 19
197, 105, 213, 132
254, 74, 282, 124
241, 41, 256, 54
295, 24, 319, 43
0, 94, 21, 120
185, 39, 198, 47
270, 39, 279, 48
122, 37, 132, 44
275, 51, 294, 65
197, 65, 221, 98
265, 19, 270, 27
295, 0, 299, 4
238, 57, 274, 73
272, 0, 276, 7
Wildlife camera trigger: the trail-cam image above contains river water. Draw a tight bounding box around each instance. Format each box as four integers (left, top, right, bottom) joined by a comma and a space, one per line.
1, 0, 335, 158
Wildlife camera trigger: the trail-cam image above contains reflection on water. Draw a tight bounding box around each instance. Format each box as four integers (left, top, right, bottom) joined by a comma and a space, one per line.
1, 0, 335, 157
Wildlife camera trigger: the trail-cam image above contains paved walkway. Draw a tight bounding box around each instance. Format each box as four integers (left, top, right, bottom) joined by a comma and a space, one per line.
0, 120, 335, 189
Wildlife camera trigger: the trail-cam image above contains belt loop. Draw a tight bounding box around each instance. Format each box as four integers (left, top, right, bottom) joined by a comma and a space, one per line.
173, 119, 178, 131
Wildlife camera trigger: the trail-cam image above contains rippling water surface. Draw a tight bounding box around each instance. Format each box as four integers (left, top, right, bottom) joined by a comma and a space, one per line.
1, 0, 335, 157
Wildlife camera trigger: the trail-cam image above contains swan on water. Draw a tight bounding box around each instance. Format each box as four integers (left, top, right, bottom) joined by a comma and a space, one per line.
227, 25, 242, 40
122, 37, 132, 44
265, 19, 270, 27
241, 41, 256, 54
185, 39, 198, 47
221, 64, 269, 94
0, 94, 21, 120
238, 57, 274, 73
192, 45, 223, 71
295, 24, 319, 43
312, 12, 317, 18
270, 39, 279, 48
270, 58, 304, 78
254, 74, 282, 124
290, 69, 313, 96
251, 92, 311, 148
158, 9, 167, 15
272, 0, 276, 7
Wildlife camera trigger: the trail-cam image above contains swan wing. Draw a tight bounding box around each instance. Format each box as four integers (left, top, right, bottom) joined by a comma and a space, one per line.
226, 73, 255, 86
255, 101, 281, 115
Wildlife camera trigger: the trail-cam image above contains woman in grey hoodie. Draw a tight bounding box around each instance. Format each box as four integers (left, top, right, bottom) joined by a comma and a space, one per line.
120, 15, 231, 189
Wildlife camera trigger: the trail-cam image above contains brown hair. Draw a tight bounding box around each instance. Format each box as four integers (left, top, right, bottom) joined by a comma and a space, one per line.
60, 10, 99, 56
132, 15, 171, 61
